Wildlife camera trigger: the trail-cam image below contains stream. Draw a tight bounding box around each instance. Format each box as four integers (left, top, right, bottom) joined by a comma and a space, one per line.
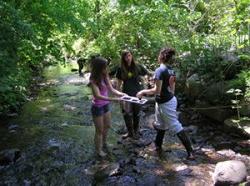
0, 63, 249, 186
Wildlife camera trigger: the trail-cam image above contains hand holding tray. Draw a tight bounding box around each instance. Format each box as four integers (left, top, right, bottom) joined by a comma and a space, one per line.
121, 95, 147, 104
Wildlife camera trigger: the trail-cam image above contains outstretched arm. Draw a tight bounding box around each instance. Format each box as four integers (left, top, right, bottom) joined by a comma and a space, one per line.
116, 79, 123, 92
91, 81, 120, 101
106, 77, 125, 97
136, 80, 162, 98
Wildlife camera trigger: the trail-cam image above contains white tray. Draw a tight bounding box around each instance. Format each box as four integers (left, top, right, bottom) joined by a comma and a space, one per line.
121, 95, 147, 104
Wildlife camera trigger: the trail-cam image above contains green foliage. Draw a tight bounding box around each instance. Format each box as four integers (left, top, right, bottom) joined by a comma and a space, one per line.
0, 0, 91, 114
226, 88, 243, 127
0, 0, 249, 114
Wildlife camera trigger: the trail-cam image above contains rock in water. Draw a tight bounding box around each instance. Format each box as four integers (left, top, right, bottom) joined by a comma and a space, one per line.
93, 163, 121, 181
0, 149, 21, 166
213, 160, 247, 185
8, 124, 19, 131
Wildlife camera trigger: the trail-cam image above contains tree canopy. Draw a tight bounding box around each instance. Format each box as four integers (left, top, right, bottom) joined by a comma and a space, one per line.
0, 0, 249, 114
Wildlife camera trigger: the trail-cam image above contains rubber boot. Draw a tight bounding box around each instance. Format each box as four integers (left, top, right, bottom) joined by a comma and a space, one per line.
154, 129, 165, 150
132, 104, 141, 139
122, 114, 134, 139
177, 130, 194, 159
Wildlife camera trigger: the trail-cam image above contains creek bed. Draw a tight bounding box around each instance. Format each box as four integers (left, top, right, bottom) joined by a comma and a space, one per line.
0, 64, 249, 185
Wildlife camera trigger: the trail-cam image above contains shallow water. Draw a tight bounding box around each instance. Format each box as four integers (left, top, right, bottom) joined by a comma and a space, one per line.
0, 64, 249, 185
0, 64, 123, 185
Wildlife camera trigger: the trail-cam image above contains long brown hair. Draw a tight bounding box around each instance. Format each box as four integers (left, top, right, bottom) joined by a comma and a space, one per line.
89, 57, 108, 87
120, 50, 139, 79
159, 48, 176, 64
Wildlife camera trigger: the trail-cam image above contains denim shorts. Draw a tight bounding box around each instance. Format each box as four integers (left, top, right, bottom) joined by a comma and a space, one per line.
91, 104, 110, 117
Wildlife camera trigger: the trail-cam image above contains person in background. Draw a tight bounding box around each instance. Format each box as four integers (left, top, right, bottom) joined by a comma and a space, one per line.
136, 47, 195, 159
116, 50, 151, 139
89, 56, 125, 157
77, 58, 86, 76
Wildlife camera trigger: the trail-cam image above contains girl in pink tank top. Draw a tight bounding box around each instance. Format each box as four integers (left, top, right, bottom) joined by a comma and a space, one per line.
92, 79, 110, 107
89, 57, 125, 157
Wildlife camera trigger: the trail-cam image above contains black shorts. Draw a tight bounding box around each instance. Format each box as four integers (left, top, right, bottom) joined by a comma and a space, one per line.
91, 104, 110, 117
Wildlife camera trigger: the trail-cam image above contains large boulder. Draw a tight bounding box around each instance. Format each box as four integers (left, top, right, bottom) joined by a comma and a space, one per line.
240, 104, 250, 117
0, 149, 21, 166
185, 73, 203, 103
202, 82, 229, 104
224, 118, 250, 139
197, 102, 233, 123
213, 160, 247, 186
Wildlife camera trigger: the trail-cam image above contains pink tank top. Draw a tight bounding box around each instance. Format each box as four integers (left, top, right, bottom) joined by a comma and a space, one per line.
92, 79, 110, 107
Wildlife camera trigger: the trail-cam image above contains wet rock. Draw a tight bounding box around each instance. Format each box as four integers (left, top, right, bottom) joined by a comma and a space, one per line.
137, 174, 165, 186
132, 165, 142, 174
203, 82, 229, 104
76, 111, 83, 115
224, 118, 250, 138
108, 164, 121, 174
118, 159, 129, 168
217, 149, 236, 158
179, 112, 190, 125
201, 146, 215, 153
8, 124, 19, 131
240, 104, 250, 117
0, 149, 21, 166
213, 160, 247, 185
190, 113, 200, 121
48, 139, 61, 149
23, 179, 31, 186
105, 176, 136, 186
238, 140, 250, 149
214, 141, 237, 150
222, 52, 238, 63
61, 122, 69, 127
199, 107, 232, 123
185, 74, 203, 103
194, 136, 203, 144
9, 129, 17, 134
117, 176, 136, 186
94, 163, 121, 181
112, 148, 123, 156
64, 104, 76, 111
185, 125, 198, 134
175, 165, 193, 176
127, 157, 137, 166
7, 113, 18, 117
51, 160, 64, 169
134, 139, 152, 147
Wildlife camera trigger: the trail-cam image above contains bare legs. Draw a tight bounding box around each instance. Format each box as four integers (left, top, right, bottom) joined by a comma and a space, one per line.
103, 112, 111, 149
93, 111, 111, 157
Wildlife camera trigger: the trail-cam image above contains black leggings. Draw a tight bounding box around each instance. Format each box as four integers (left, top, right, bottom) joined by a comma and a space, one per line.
122, 103, 141, 134
154, 128, 193, 155
155, 128, 165, 147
